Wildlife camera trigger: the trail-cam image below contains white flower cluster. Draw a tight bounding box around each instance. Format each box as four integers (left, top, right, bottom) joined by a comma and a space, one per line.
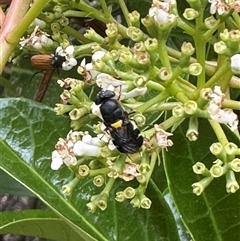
207, 86, 239, 131
209, 0, 240, 15
51, 131, 101, 170
19, 26, 53, 50
149, 0, 177, 25
155, 125, 173, 148
230, 54, 240, 75
54, 45, 77, 71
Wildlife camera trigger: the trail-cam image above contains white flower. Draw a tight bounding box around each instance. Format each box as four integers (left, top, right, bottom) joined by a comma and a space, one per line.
122, 87, 147, 99
96, 73, 128, 99
231, 54, 240, 75
78, 58, 100, 84
209, 0, 228, 15
55, 45, 77, 71
155, 125, 173, 148
149, 0, 177, 25
91, 102, 102, 118
92, 50, 106, 62
208, 0, 240, 15
51, 130, 80, 170
207, 86, 239, 131
73, 141, 101, 157
51, 150, 64, 170
210, 109, 239, 131
19, 26, 53, 50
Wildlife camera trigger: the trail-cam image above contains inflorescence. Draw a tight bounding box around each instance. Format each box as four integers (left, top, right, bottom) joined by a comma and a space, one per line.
16, 0, 240, 211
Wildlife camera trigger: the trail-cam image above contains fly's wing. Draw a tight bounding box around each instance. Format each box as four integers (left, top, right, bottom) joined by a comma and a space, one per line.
110, 122, 143, 154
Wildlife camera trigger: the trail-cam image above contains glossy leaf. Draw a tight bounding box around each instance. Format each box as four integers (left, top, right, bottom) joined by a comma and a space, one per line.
163, 119, 240, 241
0, 210, 85, 241
0, 98, 180, 241
0, 170, 35, 197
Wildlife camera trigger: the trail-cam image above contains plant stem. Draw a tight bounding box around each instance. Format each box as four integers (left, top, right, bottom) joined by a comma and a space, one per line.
117, 0, 131, 27
208, 120, 229, 146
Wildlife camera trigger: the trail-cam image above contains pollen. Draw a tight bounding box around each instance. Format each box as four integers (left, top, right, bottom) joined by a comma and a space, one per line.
111, 120, 123, 129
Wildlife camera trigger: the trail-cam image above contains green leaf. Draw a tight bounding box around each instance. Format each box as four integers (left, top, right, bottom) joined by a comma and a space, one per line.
0, 210, 85, 241
0, 170, 35, 197
164, 119, 240, 241
0, 97, 181, 241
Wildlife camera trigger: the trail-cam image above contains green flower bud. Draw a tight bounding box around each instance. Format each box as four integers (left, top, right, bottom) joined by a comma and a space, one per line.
51, 22, 61, 32
126, 27, 144, 42
123, 187, 136, 199
140, 195, 152, 209
110, 50, 119, 61
130, 196, 141, 208
184, 100, 198, 115
54, 103, 74, 115
192, 162, 211, 176
106, 22, 118, 45
210, 164, 227, 177
181, 42, 195, 56
172, 104, 185, 117
44, 12, 55, 23
204, 16, 218, 29
136, 52, 151, 67
132, 113, 146, 127
62, 177, 80, 196
229, 30, 240, 42
183, 8, 199, 20
139, 162, 151, 173
186, 116, 199, 141
119, 49, 134, 65
189, 63, 203, 76
229, 158, 240, 172
192, 176, 213, 195
200, 88, 212, 100
214, 41, 228, 55
144, 38, 158, 52
136, 174, 147, 184
141, 15, 157, 37
97, 193, 108, 211
133, 42, 145, 52
220, 29, 229, 41
86, 201, 97, 213
79, 164, 90, 177
224, 142, 238, 156
129, 10, 140, 28
93, 175, 105, 187
210, 142, 224, 157
84, 28, 105, 44
116, 191, 126, 202
69, 107, 88, 121
59, 16, 69, 26
158, 67, 172, 81
226, 170, 239, 193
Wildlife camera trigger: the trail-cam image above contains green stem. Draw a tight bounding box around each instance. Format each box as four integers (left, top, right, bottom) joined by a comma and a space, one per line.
158, 38, 171, 67
73, 1, 128, 38
100, 0, 111, 18
139, 151, 157, 193
117, 0, 131, 27
160, 116, 184, 130
192, 60, 230, 99
208, 119, 229, 146
136, 90, 170, 113
62, 26, 91, 44
146, 80, 165, 91
222, 99, 240, 110
232, 11, 240, 29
